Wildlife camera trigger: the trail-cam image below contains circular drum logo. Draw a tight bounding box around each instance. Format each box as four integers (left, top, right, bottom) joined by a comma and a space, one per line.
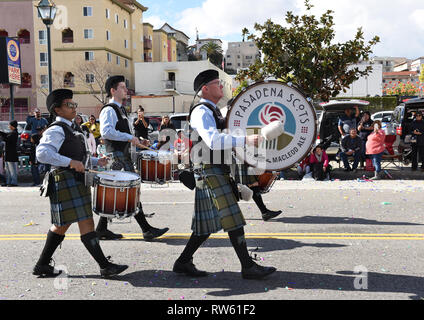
227, 81, 316, 171
7, 40, 20, 62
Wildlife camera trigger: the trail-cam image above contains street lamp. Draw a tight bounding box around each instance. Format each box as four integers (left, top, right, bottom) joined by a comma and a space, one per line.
35, 0, 57, 93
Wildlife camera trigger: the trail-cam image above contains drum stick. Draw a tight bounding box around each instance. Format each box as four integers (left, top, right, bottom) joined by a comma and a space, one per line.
137, 143, 158, 152
86, 169, 116, 177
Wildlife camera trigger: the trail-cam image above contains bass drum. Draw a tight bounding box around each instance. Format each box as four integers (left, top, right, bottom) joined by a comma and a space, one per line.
226, 81, 317, 171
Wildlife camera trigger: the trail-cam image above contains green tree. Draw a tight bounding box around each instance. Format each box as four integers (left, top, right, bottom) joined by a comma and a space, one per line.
237, 0, 380, 101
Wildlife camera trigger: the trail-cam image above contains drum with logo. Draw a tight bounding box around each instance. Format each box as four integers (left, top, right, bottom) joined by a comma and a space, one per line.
137, 150, 172, 183
226, 81, 317, 171
93, 171, 141, 219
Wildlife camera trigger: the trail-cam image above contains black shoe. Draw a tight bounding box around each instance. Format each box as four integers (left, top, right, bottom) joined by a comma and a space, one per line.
33, 260, 62, 278
262, 210, 282, 221
143, 227, 169, 241
173, 259, 208, 277
241, 262, 276, 280
96, 229, 123, 240
100, 263, 128, 278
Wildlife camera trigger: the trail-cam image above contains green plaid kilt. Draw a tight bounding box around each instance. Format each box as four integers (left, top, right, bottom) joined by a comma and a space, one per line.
191, 164, 246, 236
233, 163, 259, 186
49, 169, 92, 227
110, 150, 135, 172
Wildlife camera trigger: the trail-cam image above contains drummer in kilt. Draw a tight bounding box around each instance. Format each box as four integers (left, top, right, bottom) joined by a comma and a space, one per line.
173, 70, 276, 280
96, 75, 169, 240
33, 89, 128, 278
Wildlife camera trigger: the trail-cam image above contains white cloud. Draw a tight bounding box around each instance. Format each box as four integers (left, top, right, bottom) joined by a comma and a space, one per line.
143, 15, 165, 29
173, 0, 424, 59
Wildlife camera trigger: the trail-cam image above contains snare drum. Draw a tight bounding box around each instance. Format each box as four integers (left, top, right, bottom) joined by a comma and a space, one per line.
137, 150, 172, 183
93, 171, 141, 219
258, 172, 278, 194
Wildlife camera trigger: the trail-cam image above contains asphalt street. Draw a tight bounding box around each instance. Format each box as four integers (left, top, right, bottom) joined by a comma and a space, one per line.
0, 178, 424, 302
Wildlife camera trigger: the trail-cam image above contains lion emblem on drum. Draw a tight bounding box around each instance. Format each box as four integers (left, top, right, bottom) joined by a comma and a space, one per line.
247, 102, 296, 151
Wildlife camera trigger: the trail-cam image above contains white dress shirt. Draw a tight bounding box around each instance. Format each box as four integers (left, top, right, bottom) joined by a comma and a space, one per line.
36, 116, 98, 167
99, 99, 133, 142
190, 98, 245, 150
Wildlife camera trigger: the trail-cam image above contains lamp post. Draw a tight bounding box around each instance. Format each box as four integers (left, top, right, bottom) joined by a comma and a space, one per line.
35, 0, 57, 93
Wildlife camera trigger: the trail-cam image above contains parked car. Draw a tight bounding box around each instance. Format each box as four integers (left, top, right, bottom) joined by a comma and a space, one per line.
169, 113, 189, 133
371, 111, 393, 122
316, 100, 370, 160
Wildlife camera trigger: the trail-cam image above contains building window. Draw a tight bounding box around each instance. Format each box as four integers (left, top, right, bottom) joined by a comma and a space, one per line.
115, 14, 119, 24
21, 73, 32, 88
17, 29, 30, 44
125, 79, 129, 88
116, 56, 120, 65
85, 51, 94, 61
39, 30, 47, 45
133, 43, 136, 49
106, 8, 110, 19
106, 30, 110, 41
86, 74, 95, 84
227, 55, 231, 58
62, 28, 73, 43
40, 52, 48, 67
83, 6, 93, 17
125, 59, 128, 68
124, 19, 127, 29
63, 72, 75, 87
40, 75, 48, 88
227, 63, 232, 66
84, 29, 93, 39
107, 52, 112, 62
124, 39, 128, 48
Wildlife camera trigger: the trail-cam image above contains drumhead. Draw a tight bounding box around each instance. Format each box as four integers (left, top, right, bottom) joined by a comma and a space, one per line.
140, 150, 158, 159
226, 81, 317, 171
95, 171, 141, 186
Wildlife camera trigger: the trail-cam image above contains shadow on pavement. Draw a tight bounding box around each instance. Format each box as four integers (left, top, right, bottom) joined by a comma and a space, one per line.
258, 216, 424, 226
67, 269, 424, 298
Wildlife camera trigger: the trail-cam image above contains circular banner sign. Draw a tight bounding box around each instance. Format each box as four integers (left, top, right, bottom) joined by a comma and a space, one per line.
227, 81, 317, 171
7, 39, 20, 62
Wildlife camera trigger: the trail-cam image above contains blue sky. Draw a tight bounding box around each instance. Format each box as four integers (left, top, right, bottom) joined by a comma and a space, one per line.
141, 0, 424, 59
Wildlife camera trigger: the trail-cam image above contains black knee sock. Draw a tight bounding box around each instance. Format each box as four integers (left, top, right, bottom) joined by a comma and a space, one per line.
134, 205, 152, 232
228, 227, 254, 269
36, 230, 65, 266
251, 187, 267, 214
177, 233, 210, 264
80, 231, 110, 269
96, 217, 108, 232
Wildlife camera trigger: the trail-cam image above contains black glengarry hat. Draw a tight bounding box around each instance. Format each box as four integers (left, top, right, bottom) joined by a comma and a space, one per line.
105, 75, 125, 98
46, 89, 73, 114
193, 69, 219, 92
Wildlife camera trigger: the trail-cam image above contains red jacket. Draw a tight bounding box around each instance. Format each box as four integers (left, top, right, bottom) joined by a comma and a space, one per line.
366, 130, 386, 155
309, 151, 329, 168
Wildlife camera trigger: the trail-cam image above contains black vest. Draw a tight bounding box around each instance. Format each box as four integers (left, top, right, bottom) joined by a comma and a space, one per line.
48, 121, 87, 167
188, 102, 228, 165
101, 103, 131, 153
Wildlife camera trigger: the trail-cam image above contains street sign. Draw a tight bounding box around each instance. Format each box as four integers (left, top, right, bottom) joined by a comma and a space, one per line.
0, 37, 22, 85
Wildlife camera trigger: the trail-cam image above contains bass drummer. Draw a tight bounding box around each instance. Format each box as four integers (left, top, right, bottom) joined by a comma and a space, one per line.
96, 75, 169, 241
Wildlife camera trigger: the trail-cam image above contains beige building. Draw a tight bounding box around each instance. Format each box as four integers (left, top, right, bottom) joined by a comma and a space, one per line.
225, 41, 260, 73
159, 23, 189, 61
152, 29, 176, 63
142, 22, 153, 62
32, 0, 148, 116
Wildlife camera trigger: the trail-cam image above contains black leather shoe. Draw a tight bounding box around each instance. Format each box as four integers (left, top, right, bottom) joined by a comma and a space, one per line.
100, 263, 128, 278
143, 227, 169, 240
33, 263, 62, 278
173, 259, 208, 277
96, 229, 123, 240
262, 210, 282, 221
242, 262, 276, 280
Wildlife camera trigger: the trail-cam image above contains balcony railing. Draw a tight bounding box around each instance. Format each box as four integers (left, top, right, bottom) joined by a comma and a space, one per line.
164, 80, 176, 90
144, 57, 152, 62
143, 38, 152, 50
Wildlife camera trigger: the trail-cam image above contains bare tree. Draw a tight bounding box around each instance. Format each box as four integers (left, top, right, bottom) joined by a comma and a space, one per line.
73, 61, 113, 105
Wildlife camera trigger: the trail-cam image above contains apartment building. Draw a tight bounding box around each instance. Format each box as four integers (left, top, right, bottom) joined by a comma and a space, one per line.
225, 41, 260, 73
159, 23, 190, 61
0, 0, 148, 118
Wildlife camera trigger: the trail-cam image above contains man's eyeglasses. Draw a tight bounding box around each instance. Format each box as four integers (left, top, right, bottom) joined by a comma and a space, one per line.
63, 102, 78, 109
207, 79, 224, 87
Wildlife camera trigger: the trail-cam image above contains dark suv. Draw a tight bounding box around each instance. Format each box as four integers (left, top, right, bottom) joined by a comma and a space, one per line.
317, 100, 370, 160
386, 97, 424, 144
